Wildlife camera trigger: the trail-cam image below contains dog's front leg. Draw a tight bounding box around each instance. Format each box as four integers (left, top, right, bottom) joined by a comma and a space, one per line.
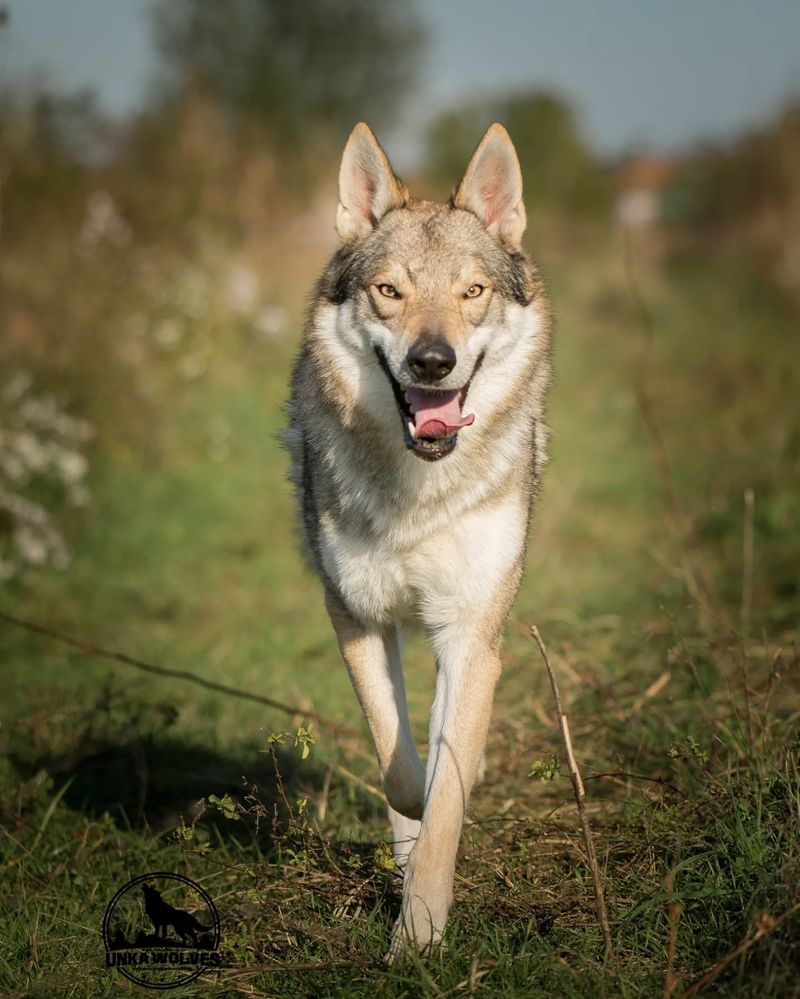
388, 628, 502, 960
325, 589, 426, 829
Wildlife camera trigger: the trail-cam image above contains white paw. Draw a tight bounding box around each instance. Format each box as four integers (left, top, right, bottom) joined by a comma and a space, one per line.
384, 910, 444, 965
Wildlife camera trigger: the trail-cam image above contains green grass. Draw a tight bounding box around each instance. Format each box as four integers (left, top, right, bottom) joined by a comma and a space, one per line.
1, 228, 799, 997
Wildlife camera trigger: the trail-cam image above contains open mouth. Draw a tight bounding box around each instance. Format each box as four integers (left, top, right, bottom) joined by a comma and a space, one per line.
374, 348, 483, 461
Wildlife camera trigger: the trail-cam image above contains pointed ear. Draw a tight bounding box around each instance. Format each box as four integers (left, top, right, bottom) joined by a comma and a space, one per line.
336, 123, 407, 244
453, 123, 526, 250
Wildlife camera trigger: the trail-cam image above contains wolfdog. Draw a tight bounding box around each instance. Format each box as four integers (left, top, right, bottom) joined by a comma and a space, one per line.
286, 122, 552, 958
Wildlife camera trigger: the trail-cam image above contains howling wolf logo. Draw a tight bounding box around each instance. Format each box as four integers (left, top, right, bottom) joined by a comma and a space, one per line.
286, 122, 552, 960
141, 884, 209, 946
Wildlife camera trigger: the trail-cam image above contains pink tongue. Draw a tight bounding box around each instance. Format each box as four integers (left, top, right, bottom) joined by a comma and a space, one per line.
407, 388, 475, 439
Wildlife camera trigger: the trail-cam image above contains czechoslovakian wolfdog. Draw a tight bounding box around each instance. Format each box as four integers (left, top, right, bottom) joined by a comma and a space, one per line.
286, 122, 552, 959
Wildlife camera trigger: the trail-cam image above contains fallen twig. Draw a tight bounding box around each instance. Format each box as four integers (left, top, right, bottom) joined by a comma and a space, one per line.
0, 608, 361, 739
334, 763, 387, 804
530, 624, 614, 961
662, 861, 683, 999
682, 901, 800, 997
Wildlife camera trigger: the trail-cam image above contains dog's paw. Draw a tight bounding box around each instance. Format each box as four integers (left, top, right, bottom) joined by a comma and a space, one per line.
384, 908, 445, 966
383, 932, 447, 966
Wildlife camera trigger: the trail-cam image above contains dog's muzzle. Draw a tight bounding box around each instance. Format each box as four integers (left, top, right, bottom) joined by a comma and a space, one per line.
374, 347, 483, 462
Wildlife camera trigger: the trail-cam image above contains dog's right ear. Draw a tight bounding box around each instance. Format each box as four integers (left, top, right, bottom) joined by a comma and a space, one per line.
336, 123, 407, 244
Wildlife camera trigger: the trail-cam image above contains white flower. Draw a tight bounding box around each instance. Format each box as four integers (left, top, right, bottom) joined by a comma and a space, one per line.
0, 377, 90, 576
14, 431, 48, 472
178, 353, 207, 380
226, 264, 260, 316
14, 525, 48, 565
154, 318, 184, 351
55, 448, 88, 485
254, 304, 289, 340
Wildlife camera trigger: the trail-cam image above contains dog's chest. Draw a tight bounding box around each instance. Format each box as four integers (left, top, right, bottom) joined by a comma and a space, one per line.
320, 524, 415, 623
318, 490, 527, 627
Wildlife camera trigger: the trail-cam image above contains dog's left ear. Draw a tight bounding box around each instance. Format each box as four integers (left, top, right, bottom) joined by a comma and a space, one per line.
336, 123, 407, 244
453, 123, 526, 250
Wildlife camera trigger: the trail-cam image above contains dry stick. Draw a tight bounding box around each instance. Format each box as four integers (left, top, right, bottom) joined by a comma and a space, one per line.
0, 608, 361, 739
530, 625, 614, 961
682, 900, 800, 998
662, 862, 683, 999
334, 763, 387, 804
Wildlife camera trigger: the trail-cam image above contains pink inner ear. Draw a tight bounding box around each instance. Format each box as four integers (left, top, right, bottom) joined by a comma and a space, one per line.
477, 157, 511, 227
359, 177, 377, 220
480, 180, 500, 226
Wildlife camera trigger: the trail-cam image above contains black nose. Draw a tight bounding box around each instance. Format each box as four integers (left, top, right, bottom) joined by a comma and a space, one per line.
407, 335, 456, 383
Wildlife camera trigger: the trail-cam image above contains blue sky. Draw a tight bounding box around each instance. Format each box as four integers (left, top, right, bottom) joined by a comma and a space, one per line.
2, 0, 799, 168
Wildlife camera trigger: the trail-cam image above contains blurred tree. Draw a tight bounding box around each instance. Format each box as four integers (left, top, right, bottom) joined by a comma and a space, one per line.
0, 87, 108, 234
674, 102, 800, 225
669, 101, 800, 305
151, 0, 426, 146
426, 90, 611, 218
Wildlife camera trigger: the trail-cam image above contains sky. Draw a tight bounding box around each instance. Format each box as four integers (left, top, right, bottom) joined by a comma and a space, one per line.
2, 0, 799, 169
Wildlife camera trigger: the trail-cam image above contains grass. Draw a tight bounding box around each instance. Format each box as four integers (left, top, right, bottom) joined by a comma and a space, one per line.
1, 220, 799, 997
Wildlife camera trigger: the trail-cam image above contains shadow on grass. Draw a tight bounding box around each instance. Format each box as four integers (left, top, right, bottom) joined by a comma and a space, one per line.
5, 691, 334, 847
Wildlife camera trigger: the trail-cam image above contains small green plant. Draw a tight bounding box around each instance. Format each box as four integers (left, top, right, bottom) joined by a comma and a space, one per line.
263, 724, 315, 760
528, 754, 561, 782
668, 735, 710, 765
374, 841, 397, 871
283, 847, 310, 871
294, 724, 315, 760
208, 792, 241, 821
172, 813, 212, 854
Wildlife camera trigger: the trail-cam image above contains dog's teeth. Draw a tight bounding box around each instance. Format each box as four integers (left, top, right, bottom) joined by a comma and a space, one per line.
407, 420, 416, 439
403, 391, 410, 403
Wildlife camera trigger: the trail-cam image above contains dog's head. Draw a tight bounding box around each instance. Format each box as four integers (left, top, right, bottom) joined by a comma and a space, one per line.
321, 122, 543, 461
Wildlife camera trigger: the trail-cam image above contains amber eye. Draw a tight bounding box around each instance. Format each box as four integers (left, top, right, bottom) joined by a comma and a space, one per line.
377, 283, 401, 299
465, 284, 484, 299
